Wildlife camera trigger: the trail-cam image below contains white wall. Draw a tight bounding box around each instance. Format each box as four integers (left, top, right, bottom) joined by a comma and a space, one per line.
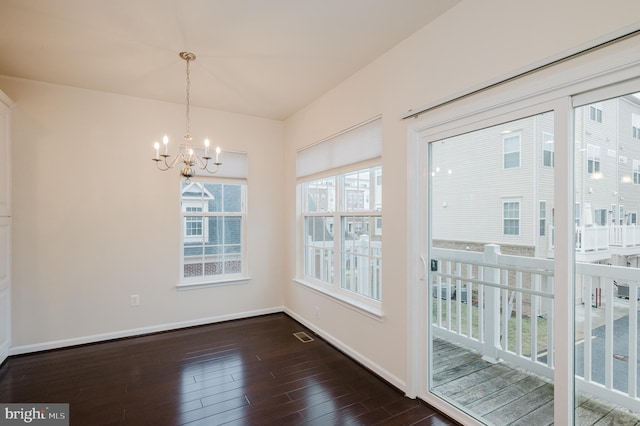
283, 0, 640, 391
0, 76, 285, 350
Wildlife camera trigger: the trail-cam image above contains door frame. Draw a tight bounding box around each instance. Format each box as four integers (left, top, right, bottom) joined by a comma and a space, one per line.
405, 34, 640, 424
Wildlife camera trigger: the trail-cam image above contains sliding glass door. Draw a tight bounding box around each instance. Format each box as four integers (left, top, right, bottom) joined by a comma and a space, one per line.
408, 35, 640, 425
428, 111, 556, 424
573, 89, 640, 424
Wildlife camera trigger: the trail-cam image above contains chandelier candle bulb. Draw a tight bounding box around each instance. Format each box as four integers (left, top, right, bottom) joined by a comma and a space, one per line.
204, 138, 210, 157
163, 135, 169, 155
154, 142, 159, 160
216, 146, 221, 163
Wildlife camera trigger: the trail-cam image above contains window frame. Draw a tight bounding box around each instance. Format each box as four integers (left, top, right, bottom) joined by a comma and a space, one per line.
586, 144, 601, 174
178, 178, 249, 290
632, 113, 640, 139
297, 163, 383, 317
503, 199, 521, 236
543, 132, 555, 167
539, 200, 547, 236
594, 208, 608, 226
503, 132, 521, 169
589, 102, 603, 123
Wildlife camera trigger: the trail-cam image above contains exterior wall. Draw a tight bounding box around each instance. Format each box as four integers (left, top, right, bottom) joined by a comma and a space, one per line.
430, 113, 554, 249
434, 97, 640, 264
575, 96, 640, 227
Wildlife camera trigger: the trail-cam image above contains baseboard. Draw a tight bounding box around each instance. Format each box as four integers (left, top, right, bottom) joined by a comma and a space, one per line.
284, 307, 407, 393
9, 306, 285, 356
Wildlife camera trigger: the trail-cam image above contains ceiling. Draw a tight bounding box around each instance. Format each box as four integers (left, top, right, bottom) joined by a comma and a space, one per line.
0, 0, 460, 120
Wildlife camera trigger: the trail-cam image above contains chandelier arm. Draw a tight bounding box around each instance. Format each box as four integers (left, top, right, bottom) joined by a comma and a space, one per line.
192, 155, 221, 174
203, 162, 221, 174
153, 152, 185, 171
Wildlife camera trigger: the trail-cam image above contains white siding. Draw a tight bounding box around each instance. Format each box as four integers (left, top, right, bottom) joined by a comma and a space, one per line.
431, 113, 554, 248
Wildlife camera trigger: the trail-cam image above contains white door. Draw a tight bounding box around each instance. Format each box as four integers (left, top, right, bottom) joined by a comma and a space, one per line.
0, 217, 10, 364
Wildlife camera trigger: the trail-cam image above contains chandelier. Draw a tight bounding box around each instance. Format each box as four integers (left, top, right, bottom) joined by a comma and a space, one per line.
152, 52, 222, 182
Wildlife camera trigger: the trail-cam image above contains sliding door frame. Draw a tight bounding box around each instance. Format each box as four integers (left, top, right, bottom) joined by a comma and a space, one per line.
406, 33, 640, 425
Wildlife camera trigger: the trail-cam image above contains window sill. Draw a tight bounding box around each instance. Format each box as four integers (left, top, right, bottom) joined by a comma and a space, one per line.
177, 276, 251, 291
293, 278, 384, 322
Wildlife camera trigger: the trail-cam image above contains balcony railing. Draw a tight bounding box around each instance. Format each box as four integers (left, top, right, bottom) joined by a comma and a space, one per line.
576, 226, 610, 252
610, 224, 640, 248
550, 224, 640, 254
431, 244, 640, 414
305, 236, 382, 300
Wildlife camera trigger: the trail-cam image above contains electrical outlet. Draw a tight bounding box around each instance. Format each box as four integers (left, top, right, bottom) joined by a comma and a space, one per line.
130, 294, 140, 307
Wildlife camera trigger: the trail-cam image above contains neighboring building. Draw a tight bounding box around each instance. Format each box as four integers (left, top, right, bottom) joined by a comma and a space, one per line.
431, 95, 640, 270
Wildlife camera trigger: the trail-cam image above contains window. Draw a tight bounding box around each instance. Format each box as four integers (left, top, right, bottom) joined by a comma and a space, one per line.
634, 159, 640, 184
587, 144, 600, 174
628, 212, 638, 226
589, 102, 603, 122
297, 117, 382, 313
178, 151, 248, 288
181, 181, 246, 285
632, 113, 640, 139
543, 132, 554, 167
594, 209, 607, 226
619, 205, 625, 225
185, 206, 203, 241
503, 200, 520, 235
539, 201, 546, 236
503, 133, 521, 168
301, 166, 382, 302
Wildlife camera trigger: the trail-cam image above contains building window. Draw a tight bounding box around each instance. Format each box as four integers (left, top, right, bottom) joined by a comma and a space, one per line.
539, 201, 546, 236
543, 132, 554, 167
628, 212, 638, 226
594, 209, 607, 226
634, 159, 640, 184
185, 206, 203, 241
632, 113, 640, 139
503, 200, 520, 235
503, 133, 521, 168
619, 205, 625, 225
180, 180, 247, 285
587, 144, 601, 174
589, 102, 603, 123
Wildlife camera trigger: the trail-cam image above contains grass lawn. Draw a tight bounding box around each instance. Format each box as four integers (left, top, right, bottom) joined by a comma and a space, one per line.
432, 298, 550, 357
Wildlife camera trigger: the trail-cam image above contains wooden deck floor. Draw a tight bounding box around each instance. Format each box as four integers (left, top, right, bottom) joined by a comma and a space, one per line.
432, 338, 640, 425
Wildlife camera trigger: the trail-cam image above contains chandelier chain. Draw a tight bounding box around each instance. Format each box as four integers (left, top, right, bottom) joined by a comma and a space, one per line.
185, 56, 191, 139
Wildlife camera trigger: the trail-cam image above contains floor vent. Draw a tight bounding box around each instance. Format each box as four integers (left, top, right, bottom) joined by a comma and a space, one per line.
293, 331, 314, 343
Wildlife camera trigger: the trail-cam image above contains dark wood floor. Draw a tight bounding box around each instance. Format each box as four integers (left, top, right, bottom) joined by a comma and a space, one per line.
0, 313, 457, 425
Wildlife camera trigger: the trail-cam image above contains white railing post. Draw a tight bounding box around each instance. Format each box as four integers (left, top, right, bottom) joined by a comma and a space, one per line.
306, 235, 314, 278
357, 235, 370, 297
483, 244, 502, 363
